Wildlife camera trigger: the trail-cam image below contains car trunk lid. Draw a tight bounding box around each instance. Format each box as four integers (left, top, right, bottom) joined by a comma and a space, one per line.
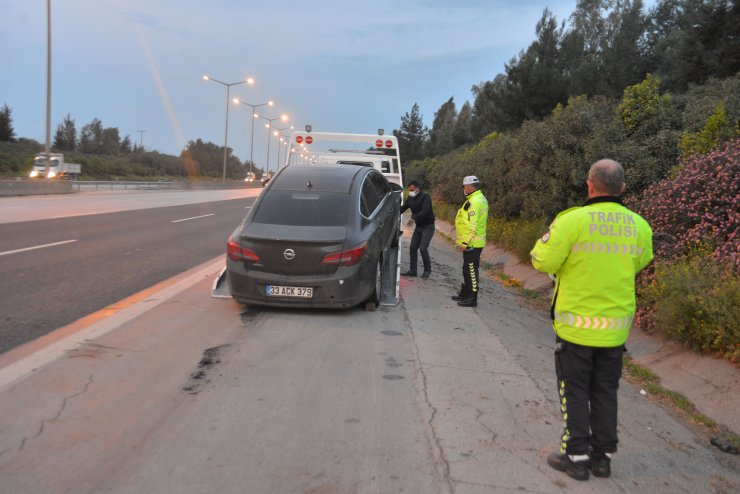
239, 224, 347, 275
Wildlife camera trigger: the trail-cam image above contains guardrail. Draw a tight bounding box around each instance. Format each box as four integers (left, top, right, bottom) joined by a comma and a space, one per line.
0, 178, 261, 196
72, 181, 176, 191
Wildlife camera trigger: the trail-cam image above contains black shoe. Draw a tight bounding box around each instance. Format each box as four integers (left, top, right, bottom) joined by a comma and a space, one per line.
457, 296, 477, 307
547, 452, 589, 481
401, 270, 417, 277
590, 452, 611, 478
421, 270, 431, 279
451, 284, 467, 301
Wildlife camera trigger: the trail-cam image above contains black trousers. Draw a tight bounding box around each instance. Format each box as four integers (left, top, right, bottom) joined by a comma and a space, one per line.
408, 223, 435, 274
554, 337, 624, 456
461, 247, 482, 297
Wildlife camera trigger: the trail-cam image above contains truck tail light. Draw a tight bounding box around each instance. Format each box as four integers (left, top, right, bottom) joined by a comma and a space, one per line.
321, 242, 367, 266
227, 239, 260, 262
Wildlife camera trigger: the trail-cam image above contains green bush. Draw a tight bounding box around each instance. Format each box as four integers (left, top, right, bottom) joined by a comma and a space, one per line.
640, 252, 739, 360
489, 216, 546, 262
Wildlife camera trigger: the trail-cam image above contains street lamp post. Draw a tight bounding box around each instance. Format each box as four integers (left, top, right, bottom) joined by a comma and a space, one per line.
202, 75, 254, 181
273, 126, 293, 169
232, 98, 273, 177
257, 114, 288, 175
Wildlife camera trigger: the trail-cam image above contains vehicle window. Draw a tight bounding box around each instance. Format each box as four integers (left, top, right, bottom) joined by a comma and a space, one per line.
381, 161, 390, 173
360, 172, 390, 217
253, 190, 349, 226
360, 177, 381, 217
369, 171, 390, 197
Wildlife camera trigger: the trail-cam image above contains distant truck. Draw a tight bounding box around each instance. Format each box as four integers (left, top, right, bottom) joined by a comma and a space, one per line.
29, 153, 81, 180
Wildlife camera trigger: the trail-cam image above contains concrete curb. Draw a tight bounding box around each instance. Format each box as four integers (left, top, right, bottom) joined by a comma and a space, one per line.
435, 217, 739, 434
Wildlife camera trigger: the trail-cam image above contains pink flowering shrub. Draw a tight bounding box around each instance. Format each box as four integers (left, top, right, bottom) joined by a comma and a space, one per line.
626, 138, 740, 359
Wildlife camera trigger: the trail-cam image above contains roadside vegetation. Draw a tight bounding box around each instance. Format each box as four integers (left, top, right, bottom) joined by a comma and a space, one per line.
399, 0, 739, 361
0, 109, 265, 181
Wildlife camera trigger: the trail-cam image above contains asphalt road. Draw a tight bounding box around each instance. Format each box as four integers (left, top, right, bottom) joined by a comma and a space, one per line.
0, 230, 737, 493
0, 194, 257, 353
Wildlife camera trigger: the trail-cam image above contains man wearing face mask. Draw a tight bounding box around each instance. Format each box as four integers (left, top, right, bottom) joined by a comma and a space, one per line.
452, 175, 488, 307
400, 180, 436, 278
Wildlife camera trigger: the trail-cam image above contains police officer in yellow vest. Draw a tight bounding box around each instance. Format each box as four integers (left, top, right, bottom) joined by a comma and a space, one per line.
452, 175, 488, 307
530, 159, 653, 481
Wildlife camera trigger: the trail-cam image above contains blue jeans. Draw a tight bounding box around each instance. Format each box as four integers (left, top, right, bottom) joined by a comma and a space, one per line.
409, 223, 435, 274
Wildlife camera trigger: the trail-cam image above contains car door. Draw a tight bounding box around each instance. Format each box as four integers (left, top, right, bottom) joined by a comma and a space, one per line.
359, 171, 386, 263
366, 171, 396, 249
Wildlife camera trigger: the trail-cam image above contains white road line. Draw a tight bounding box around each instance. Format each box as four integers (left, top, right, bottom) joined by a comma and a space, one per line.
171, 213, 215, 223
0, 257, 224, 391
0, 239, 78, 257
244, 206, 252, 209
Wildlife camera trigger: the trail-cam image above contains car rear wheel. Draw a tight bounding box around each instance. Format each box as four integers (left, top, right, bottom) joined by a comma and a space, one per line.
370, 256, 383, 305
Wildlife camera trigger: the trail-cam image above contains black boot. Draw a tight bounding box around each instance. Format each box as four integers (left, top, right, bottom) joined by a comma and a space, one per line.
457, 294, 477, 307
547, 451, 589, 481
590, 452, 611, 478
451, 284, 467, 301
421, 269, 431, 279
401, 270, 417, 277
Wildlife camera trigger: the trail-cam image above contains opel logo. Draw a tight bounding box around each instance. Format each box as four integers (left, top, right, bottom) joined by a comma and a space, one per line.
283, 249, 296, 260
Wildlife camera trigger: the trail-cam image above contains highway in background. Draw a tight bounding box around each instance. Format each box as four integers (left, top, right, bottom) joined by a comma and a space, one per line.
0, 190, 258, 354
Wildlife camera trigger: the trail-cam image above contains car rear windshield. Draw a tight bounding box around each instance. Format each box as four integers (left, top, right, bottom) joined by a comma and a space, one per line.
252, 190, 350, 226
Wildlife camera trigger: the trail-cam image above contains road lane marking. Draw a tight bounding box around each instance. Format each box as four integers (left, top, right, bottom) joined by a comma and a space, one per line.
171, 213, 215, 223
0, 239, 78, 257
0, 257, 225, 391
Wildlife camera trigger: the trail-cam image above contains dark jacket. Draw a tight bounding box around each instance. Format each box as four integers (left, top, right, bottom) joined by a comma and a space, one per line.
401, 191, 435, 227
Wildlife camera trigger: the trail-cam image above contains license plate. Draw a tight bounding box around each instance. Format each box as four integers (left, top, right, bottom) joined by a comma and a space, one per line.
265, 285, 314, 298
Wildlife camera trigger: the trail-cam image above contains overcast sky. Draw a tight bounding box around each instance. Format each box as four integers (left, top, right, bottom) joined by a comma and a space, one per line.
2, 0, 579, 168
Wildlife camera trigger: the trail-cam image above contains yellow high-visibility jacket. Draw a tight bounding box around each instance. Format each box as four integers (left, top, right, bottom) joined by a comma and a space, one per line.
530, 197, 653, 347
455, 189, 488, 248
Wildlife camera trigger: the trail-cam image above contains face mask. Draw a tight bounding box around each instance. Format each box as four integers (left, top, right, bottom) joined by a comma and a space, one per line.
408, 190, 419, 198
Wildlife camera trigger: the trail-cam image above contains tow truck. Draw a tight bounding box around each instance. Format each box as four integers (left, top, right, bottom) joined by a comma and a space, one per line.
213, 128, 404, 307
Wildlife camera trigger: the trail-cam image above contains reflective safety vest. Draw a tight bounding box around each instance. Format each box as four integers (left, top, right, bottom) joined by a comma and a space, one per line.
455, 189, 488, 248
530, 197, 653, 347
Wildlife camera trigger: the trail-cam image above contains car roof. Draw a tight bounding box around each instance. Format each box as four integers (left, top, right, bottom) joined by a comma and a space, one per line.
269, 164, 370, 193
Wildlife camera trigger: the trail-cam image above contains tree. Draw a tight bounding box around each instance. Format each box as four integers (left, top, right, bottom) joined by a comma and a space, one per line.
453, 101, 473, 148
101, 127, 121, 155
498, 9, 570, 125
427, 97, 457, 156
120, 135, 133, 154
560, 0, 609, 96
393, 103, 428, 162
0, 103, 17, 142
600, 0, 649, 98
646, 0, 740, 92
78, 118, 104, 153
53, 113, 77, 150
470, 75, 513, 139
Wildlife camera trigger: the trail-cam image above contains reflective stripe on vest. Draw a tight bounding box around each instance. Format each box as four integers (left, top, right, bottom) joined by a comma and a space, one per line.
554, 311, 634, 331
572, 242, 645, 255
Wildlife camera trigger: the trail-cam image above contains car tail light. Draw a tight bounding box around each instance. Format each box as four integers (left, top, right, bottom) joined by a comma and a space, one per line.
321, 242, 367, 266
227, 239, 260, 262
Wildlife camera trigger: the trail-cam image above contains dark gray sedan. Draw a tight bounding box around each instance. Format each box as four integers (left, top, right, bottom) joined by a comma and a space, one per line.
226, 164, 402, 308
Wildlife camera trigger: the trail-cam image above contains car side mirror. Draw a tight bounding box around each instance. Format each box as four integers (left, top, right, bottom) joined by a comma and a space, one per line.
390, 183, 403, 192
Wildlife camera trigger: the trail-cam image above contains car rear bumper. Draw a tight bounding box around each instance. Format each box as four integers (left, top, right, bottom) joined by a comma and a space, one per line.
226, 259, 375, 308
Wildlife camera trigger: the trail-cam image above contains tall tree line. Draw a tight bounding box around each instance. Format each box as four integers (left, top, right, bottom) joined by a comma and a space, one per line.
396, 0, 740, 160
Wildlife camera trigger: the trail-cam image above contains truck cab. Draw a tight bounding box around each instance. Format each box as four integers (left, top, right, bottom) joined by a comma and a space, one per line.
29, 153, 81, 180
